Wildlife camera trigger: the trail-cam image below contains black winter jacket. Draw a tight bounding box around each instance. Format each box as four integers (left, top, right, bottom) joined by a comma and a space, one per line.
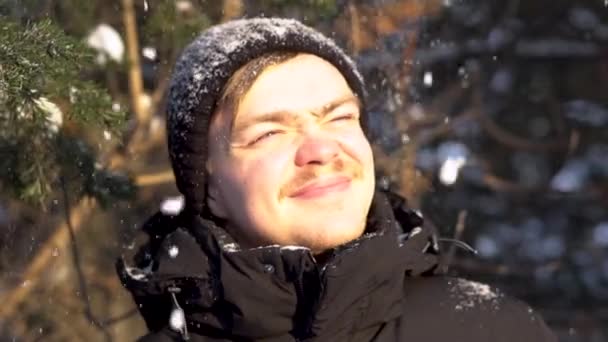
116, 191, 557, 341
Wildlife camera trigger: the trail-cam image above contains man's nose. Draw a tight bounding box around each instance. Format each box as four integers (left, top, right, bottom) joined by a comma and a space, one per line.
294, 135, 340, 167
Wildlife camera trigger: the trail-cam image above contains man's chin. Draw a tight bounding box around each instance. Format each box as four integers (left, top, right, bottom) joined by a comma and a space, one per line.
305, 231, 363, 254
291, 220, 365, 247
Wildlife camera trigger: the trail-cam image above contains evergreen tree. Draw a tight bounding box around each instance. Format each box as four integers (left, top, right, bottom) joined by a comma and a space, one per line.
0, 17, 132, 208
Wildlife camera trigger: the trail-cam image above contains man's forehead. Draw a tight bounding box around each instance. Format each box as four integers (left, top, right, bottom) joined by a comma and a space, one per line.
237, 54, 357, 116
240, 93, 359, 118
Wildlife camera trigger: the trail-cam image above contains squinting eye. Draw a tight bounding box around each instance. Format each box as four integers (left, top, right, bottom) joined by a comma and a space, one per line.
250, 130, 282, 146
331, 114, 356, 121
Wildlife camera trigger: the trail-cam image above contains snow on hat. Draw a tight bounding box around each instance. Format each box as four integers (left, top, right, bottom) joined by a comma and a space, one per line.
166, 17, 368, 213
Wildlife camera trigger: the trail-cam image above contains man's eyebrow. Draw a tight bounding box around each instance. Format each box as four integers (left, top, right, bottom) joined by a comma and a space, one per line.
311, 94, 361, 118
231, 94, 361, 137
231, 111, 298, 138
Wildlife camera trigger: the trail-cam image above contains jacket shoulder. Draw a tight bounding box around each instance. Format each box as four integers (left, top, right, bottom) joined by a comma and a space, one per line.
389, 276, 557, 342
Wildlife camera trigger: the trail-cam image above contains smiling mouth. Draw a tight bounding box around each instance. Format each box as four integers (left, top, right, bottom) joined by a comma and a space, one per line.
289, 176, 352, 199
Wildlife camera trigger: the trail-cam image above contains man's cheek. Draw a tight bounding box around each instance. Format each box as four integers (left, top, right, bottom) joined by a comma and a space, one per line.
339, 134, 372, 161
240, 158, 278, 191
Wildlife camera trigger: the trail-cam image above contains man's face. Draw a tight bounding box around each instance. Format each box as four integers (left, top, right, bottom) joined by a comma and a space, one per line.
206, 54, 375, 252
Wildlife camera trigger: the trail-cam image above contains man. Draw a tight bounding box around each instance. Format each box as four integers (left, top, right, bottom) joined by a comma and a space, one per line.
117, 18, 557, 341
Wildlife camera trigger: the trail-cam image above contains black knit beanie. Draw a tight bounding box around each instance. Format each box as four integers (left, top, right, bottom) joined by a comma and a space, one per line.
166, 17, 368, 213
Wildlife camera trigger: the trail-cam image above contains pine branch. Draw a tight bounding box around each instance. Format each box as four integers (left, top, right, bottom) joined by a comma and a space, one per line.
0, 18, 127, 205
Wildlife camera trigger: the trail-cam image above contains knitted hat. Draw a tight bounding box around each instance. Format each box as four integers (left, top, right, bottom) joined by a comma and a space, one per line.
166, 17, 368, 213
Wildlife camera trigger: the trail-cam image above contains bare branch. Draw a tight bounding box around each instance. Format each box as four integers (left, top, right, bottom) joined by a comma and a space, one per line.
348, 1, 362, 55
122, 0, 148, 126
60, 178, 112, 341
476, 110, 569, 152
100, 308, 139, 327
135, 170, 174, 187
0, 198, 96, 320
416, 38, 604, 68
221, 0, 244, 22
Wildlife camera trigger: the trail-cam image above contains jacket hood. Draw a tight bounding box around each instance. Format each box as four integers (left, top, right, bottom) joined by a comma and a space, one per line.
116, 190, 440, 340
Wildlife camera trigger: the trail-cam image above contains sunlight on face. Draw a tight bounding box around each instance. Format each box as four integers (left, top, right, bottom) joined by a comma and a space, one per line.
206, 54, 375, 253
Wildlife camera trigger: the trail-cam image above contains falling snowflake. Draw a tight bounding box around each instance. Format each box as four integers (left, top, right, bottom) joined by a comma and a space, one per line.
592, 222, 608, 247
161, 196, 185, 215
103, 130, 112, 141
168, 245, 179, 258
142, 46, 157, 60
423, 71, 433, 87
439, 156, 467, 185
86, 24, 124, 64
550, 159, 589, 192
176, 0, 193, 13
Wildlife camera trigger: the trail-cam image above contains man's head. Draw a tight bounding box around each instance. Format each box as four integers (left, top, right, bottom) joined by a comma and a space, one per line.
166, 18, 374, 252
206, 52, 375, 252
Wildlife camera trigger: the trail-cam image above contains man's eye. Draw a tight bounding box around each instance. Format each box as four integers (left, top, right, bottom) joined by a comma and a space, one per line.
250, 130, 282, 145
331, 114, 356, 122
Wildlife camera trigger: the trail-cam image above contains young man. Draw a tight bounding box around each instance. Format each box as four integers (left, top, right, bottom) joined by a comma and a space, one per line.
117, 18, 557, 341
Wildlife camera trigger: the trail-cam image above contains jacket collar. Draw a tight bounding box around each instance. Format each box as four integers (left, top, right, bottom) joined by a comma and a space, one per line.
118, 190, 439, 340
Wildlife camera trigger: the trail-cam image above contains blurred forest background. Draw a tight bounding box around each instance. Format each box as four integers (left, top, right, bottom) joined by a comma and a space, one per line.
0, 0, 607, 341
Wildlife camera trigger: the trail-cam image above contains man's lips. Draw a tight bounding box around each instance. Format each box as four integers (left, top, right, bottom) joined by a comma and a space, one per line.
289, 176, 352, 199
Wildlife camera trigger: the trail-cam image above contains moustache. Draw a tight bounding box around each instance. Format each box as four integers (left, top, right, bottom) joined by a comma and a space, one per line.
280, 159, 363, 198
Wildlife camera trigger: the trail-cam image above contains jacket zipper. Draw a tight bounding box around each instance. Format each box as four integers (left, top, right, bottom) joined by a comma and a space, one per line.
293, 275, 313, 340
298, 253, 365, 341
293, 254, 323, 341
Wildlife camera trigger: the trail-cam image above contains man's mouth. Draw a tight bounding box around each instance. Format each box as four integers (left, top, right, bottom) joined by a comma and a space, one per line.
289, 176, 352, 199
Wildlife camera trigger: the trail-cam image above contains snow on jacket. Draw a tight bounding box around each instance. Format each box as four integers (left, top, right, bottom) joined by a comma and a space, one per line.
116, 190, 557, 341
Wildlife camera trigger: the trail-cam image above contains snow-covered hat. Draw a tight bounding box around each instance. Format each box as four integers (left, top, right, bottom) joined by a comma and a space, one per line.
166, 17, 368, 213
